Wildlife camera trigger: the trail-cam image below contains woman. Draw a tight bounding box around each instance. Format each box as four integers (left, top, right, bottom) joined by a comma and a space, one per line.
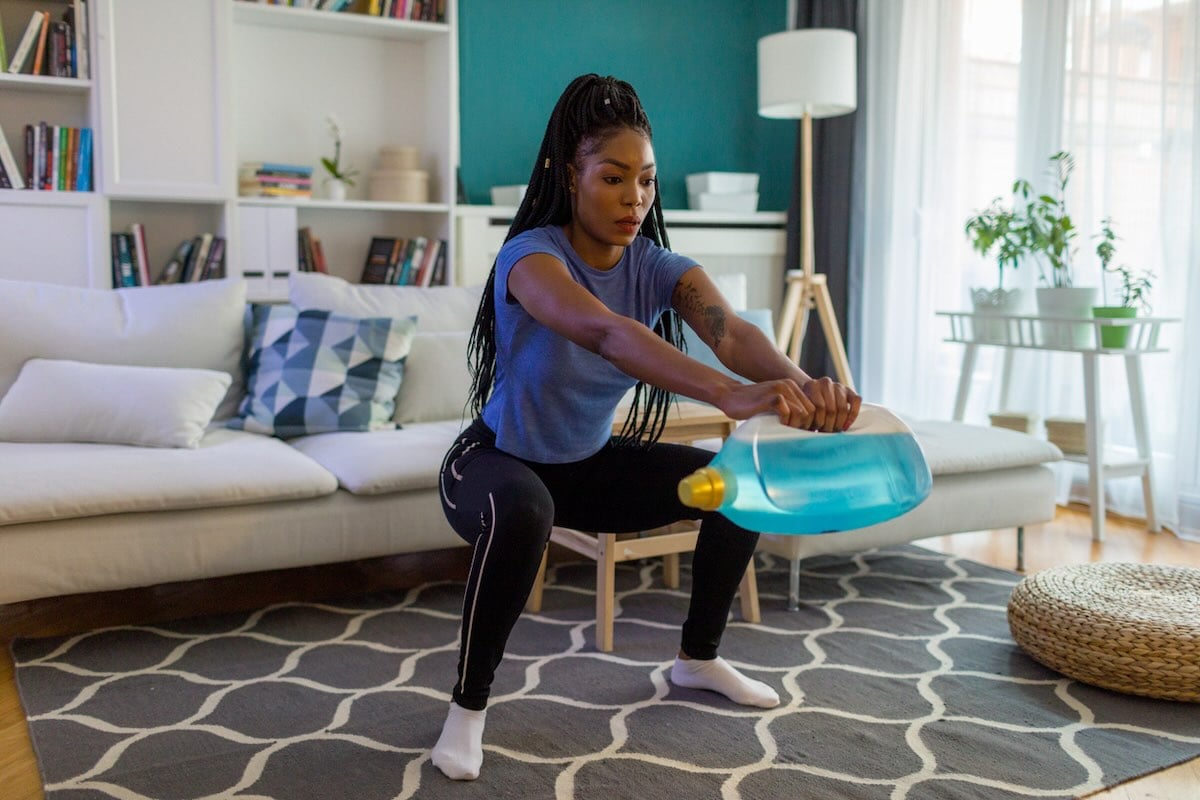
432, 74, 859, 780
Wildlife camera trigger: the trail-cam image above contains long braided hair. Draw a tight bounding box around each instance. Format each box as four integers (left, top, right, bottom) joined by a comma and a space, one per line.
466, 74, 686, 448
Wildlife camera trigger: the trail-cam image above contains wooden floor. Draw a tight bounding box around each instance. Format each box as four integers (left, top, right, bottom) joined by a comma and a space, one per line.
1, 505, 1197, 799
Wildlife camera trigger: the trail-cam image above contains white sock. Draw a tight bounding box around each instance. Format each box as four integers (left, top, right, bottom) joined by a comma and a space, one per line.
670, 656, 780, 708
431, 702, 486, 780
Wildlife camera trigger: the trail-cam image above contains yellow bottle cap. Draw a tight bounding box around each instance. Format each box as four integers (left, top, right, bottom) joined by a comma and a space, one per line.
678, 466, 726, 511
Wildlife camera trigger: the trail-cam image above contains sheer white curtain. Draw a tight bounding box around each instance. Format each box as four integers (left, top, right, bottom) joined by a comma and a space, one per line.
858, 0, 1199, 538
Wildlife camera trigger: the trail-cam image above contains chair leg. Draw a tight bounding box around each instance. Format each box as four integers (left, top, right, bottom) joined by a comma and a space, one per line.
738, 561, 761, 623
1016, 526, 1025, 573
595, 534, 616, 652
526, 547, 548, 613
663, 553, 680, 588
788, 559, 801, 612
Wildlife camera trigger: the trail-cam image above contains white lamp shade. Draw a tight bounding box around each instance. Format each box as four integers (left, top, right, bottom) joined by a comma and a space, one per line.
758, 28, 857, 119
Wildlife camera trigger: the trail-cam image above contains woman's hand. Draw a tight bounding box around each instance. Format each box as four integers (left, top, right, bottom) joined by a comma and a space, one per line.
716, 377, 861, 433
800, 376, 862, 432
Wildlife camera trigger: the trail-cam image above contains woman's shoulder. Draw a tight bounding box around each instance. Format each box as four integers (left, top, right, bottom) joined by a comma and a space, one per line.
504, 225, 563, 250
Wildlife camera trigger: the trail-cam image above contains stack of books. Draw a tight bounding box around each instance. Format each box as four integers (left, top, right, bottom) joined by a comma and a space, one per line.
238, 162, 313, 199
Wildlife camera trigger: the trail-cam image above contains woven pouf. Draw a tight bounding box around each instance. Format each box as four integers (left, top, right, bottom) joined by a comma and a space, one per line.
1008, 562, 1200, 702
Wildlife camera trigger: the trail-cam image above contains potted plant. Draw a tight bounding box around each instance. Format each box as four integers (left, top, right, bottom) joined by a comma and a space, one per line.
320, 114, 358, 201
964, 196, 1029, 341
1021, 151, 1097, 347
1091, 218, 1153, 348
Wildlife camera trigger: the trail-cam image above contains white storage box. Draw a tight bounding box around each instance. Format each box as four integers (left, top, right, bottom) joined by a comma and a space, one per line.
490, 185, 527, 206
685, 172, 760, 195
688, 192, 759, 212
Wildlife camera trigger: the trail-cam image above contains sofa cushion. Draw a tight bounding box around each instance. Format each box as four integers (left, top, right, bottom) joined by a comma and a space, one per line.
0, 428, 339, 527
0, 359, 231, 448
289, 419, 467, 495
0, 277, 247, 419
908, 420, 1063, 476
227, 305, 416, 437
289, 272, 483, 332
395, 331, 472, 425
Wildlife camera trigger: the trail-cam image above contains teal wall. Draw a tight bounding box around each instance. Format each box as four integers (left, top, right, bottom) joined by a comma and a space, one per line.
458, 0, 795, 211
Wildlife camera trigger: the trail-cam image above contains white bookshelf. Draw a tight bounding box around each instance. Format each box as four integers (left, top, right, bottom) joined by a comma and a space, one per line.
0, 0, 461, 300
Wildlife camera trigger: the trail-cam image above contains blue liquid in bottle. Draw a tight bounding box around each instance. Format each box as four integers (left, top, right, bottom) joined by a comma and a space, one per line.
678, 404, 932, 534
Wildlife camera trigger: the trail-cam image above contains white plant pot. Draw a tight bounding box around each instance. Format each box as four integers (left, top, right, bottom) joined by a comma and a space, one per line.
1035, 287, 1098, 349
325, 179, 348, 201
970, 287, 1027, 343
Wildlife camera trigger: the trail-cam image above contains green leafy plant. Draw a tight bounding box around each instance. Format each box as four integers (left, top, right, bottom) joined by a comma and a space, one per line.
1020, 151, 1078, 288
1095, 217, 1153, 312
320, 114, 358, 186
964, 198, 1026, 290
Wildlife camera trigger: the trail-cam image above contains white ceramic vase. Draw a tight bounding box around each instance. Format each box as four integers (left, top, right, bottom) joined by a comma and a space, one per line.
325, 179, 348, 201
1035, 287, 1098, 349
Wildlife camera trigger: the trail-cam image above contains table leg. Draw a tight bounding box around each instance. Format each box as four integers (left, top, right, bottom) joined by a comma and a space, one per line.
953, 344, 978, 422
1082, 353, 1105, 542
1125, 355, 1160, 532
999, 348, 1015, 411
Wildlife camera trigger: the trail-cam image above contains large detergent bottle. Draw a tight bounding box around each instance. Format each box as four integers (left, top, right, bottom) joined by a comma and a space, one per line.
677, 403, 931, 534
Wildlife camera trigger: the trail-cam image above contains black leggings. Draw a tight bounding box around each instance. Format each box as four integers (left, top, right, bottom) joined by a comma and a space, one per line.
438, 418, 760, 711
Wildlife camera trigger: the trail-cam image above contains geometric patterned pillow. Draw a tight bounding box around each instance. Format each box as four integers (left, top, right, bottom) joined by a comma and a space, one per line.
226, 305, 416, 438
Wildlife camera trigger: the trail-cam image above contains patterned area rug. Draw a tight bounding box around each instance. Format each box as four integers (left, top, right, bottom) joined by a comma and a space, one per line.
12, 545, 1200, 799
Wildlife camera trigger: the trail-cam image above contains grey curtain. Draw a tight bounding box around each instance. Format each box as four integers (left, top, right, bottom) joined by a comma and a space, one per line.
786, 0, 864, 383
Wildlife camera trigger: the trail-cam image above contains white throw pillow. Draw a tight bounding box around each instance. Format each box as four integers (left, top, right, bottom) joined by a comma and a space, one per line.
289, 272, 483, 332
0, 359, 232, 448
394, 331, 473, 424
0, 278, 247, 419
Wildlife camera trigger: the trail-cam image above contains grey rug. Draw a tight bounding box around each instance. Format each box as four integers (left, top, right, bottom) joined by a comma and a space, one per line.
12, 545, 1200, 800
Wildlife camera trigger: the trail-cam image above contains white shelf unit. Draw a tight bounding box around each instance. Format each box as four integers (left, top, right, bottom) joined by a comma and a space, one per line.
0, 0, 460, 300
937, 310, 1180, 542
0, 0, 101, 285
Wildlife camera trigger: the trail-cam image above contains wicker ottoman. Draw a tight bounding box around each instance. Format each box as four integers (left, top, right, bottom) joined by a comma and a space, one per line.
1008, 563, 1200, 702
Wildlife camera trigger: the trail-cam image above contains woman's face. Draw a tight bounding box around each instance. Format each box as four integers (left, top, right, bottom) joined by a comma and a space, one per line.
566, 127, 657, 269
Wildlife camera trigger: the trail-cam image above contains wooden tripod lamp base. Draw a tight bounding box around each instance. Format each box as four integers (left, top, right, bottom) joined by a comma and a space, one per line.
775, 269, 855, 391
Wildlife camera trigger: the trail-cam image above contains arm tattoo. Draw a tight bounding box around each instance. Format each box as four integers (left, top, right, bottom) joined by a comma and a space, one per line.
676, 280, 728, 349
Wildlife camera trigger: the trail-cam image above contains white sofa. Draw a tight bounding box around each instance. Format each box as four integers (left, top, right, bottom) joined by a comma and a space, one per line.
0, 273, 1061, 610
0, 274, 480, 605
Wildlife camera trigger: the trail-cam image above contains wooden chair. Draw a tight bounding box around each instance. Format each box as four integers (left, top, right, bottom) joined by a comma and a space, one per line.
524, 403, 760, 652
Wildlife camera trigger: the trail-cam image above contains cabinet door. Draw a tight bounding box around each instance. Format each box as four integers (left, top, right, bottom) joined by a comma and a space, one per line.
0, 194, 109, 288
94, 0, 230, 199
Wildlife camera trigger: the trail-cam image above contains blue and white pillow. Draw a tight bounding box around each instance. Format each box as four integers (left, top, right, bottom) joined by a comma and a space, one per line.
228, 305, 416, 437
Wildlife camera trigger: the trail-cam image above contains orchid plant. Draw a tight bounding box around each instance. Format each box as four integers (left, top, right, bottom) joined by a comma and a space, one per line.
321, 115, 359, 186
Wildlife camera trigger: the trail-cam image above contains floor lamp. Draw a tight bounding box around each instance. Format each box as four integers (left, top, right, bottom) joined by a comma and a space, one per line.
758, 28, 857, 390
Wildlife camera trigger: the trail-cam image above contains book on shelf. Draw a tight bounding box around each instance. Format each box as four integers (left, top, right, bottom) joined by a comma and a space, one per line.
295, 227, 328, 273
185, 233, 215, 282
200, 236, 226, 281
30, 10, 51, 77
0, 11, 8, 72
0, 123, 25, 190
8, 11, 46, 75
129, 223, 151, 286
69, 0, 89, 79
110, 233, 136, 288
155, 238, 194, 284
361, 236, 396, 284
